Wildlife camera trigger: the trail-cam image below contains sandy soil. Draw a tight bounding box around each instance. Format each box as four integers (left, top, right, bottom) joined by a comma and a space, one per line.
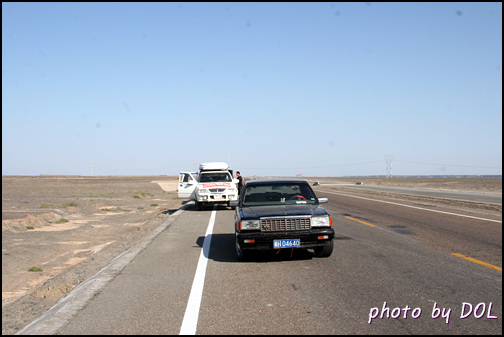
2, 175, 501, 334
2, 176, 184, 334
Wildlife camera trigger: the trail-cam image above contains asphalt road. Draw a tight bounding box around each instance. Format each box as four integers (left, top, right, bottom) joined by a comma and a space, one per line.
20, 190, 502, 335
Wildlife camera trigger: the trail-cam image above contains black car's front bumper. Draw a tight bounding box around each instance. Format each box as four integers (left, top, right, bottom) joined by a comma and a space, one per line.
236, 228, 335, 250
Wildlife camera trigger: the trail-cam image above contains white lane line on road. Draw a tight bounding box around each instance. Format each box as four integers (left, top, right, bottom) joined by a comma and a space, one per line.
180, 206, 216, 335
318, 190, 502, 223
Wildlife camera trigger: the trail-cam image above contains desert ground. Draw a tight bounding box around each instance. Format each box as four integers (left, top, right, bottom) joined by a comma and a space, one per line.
2, 175, 184, 334
2, 175, 502, 334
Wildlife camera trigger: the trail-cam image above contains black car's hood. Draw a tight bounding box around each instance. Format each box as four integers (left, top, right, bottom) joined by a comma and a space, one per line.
240, 204, 329, 219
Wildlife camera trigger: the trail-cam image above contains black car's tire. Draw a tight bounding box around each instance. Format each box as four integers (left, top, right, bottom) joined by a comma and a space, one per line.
235, 237, 249, 261
314, 240, 333, 258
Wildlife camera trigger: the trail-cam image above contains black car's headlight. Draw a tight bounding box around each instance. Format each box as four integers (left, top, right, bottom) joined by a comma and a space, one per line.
238, 220, 260, 230
311, 215, 332, 227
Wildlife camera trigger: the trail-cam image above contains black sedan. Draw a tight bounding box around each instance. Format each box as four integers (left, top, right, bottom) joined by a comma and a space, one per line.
230, 179, 334, 260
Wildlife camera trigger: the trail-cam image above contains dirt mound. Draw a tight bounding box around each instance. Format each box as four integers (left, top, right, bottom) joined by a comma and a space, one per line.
2, 213, 61, 233
152, 180, 178, 192
30, 283, 75, 301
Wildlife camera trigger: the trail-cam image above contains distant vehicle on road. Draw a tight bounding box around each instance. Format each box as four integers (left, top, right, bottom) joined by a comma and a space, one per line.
231, 179, 334, 260
178, 162, 239, 210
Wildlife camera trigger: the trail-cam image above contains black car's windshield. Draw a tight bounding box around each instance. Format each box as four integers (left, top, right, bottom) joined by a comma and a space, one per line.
242, 183, 317, 206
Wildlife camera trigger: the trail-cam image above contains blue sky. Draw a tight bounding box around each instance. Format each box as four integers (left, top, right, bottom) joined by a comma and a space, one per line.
2, 2, 502, 177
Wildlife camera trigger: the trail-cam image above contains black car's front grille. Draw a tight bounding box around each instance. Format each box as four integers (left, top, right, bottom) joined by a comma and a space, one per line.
260, 217, 311, 232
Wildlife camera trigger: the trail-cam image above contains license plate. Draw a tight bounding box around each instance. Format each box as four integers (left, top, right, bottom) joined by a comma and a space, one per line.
214, 195, 223, 200
273, 239, 300, 249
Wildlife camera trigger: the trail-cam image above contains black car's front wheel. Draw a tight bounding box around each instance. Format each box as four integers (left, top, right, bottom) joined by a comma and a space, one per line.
314, 240, 333, 258
235, 236, 249, 261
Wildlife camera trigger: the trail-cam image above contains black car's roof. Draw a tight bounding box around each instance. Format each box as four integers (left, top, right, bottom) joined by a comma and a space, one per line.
244, 178, 308, 186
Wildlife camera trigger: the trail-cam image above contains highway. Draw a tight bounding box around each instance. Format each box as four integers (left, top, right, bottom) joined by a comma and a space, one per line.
19, 189, 502, 335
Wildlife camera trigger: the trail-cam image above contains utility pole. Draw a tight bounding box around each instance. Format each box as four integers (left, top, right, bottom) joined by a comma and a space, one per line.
385, 155, 392, 178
